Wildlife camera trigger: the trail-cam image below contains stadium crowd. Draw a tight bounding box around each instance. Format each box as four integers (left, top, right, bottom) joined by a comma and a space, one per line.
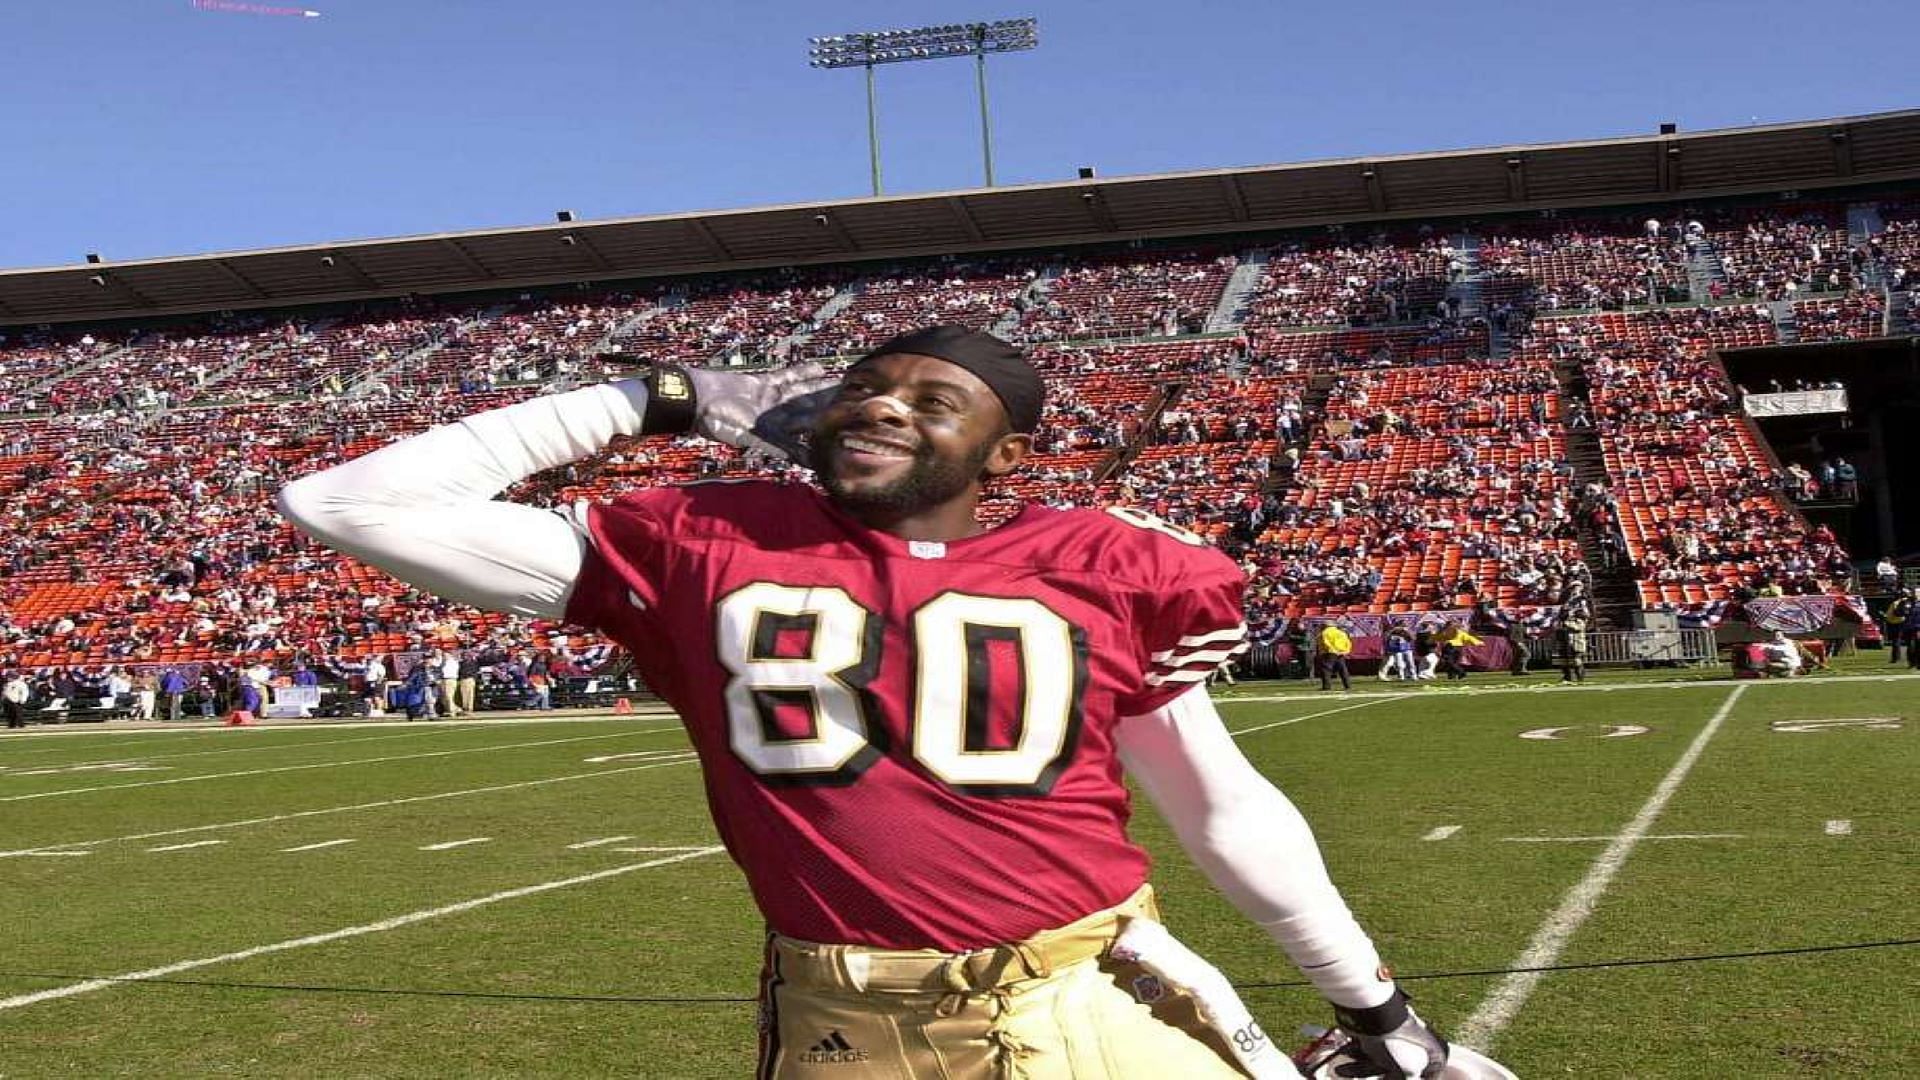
3, 194, 1904, 701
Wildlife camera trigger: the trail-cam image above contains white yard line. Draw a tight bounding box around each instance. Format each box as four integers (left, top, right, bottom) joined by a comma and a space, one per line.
0, 752, 699, 857
1422, 825, 1462, 842
1213, 669, 1917, 707
147, 840, 226, 852
1456, 684, 1747, 1050
1229, 695, 1409, 737
0, 848, 726, 1014
0, 729, 674, 803
1498, 833, 1742, 843
282, 839, 357, 853
10, 727, 479, 771
1825, 819, 1853, 836
609, 845, 717, 853
566, 835, 635, 849
420, 837, 492, 851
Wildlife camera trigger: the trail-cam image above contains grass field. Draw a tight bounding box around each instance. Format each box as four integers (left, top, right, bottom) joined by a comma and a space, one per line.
1, 669, 1914, 1077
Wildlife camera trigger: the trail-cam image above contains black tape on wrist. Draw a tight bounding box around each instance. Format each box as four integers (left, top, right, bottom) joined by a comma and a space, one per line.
1332, 988, 1411, 1036
639, 364, 698, 436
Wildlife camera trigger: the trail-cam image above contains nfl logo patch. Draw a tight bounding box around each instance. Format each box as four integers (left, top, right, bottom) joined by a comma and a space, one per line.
1131, 974, 1165, 1004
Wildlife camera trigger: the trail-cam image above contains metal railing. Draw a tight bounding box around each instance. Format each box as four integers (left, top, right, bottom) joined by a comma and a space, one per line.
1584, 628, 1719, 666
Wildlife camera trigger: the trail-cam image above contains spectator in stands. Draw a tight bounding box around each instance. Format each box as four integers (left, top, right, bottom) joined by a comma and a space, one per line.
362, 653, 389, 716
1315, 623, 1353, 691
401, 660, 433, 720
1875, 556, 1900, 594
3, 671, 27, 728
1505, 619, 1533, 676
1379, 624, 1416, 681
1435, 621, 1480, 680
455, 648, 480, 715
159, 666, 189, 722
132, 669, 158, 721
1557, 609, 1589, 683
1834, 457, 1858, 501
1894, 588, 1920, 670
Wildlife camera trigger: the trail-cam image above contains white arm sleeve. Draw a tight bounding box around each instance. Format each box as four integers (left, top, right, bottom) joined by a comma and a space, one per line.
1116, 685, 1395, 1009
274, 381, 651, 620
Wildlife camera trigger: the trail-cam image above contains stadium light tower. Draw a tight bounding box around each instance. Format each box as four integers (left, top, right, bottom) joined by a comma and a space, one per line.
808, 18, 1038, 196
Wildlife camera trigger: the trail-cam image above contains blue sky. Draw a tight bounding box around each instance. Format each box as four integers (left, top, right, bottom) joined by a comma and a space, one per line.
2, 0, 1912, 270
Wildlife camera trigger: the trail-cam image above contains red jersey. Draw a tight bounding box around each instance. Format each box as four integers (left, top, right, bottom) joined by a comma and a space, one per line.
566, 481, 1247, 951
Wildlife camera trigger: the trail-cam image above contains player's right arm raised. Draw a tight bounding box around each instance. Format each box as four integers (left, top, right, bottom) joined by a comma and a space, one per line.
274, 361, 834, 619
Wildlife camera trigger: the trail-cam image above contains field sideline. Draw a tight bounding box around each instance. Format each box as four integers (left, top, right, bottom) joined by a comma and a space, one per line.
1, 669, 1913, 1076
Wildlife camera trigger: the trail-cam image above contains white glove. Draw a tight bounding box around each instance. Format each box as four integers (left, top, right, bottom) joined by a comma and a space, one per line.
622, 358, 839, 462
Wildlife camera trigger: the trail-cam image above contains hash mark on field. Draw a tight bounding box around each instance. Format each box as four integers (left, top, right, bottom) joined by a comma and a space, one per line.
14, 850, 89, 857
1825, 819, 1853, 836
420, 837, 492, 851
0, 848, 726, 1014
1422, 825, 1462, 842
282, 839, 357, 852
609, 845, 716, 853
147, 840, 226, 852
1458, 683, 1747, 1049
566, 835, 634, 849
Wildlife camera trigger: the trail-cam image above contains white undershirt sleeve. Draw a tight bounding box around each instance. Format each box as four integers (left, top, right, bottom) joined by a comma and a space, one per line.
274, 381, 651, 620
1115, 684, 1396, 1009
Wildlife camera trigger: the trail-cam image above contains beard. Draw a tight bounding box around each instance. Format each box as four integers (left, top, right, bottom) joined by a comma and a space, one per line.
811, 429, 996, 517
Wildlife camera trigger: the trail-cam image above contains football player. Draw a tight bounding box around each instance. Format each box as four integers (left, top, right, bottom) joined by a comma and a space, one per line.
278, 326, 1498, 1079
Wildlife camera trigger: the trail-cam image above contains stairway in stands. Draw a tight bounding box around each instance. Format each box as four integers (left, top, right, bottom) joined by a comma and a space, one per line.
1203, 247, 1268, 333
1687, 238, 1729, 302
1449, 233, 1506, 357
1549, 357, 1639, 629
1769, 300, 1799, 344
994, 263, 1063, 337
771, 278, 865, 359
1887, 289, 1915, 336
1847, 203, 1887, 289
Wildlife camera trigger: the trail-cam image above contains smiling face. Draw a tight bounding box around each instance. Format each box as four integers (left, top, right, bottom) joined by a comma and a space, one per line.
809, 353, 1032, 537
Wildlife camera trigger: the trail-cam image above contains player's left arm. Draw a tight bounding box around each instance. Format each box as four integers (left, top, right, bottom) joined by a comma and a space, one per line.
1115, 685, 1454, 1077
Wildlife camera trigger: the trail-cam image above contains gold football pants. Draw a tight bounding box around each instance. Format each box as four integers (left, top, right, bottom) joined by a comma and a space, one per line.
755, 884, 1250, 1079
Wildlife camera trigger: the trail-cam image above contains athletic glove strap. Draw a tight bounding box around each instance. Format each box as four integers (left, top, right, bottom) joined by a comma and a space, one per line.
636, 361, 699, 436
1331, 988, 1411, 1036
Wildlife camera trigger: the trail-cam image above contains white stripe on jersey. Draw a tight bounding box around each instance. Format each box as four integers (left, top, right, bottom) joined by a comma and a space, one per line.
1150, 624, 1248, 661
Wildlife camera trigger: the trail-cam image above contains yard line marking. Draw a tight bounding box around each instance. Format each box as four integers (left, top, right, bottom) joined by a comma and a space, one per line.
609, 846, 718, 853
282, 839, 357, 852
15, 851, 89, 858
420, 837, 492, 851
1457, 683, 1748, 1050
1422, 825, 1462, 842
0, 847, 726, 1014
1212, 669, 1918, 706
1825, 819, 1853, 836
1498, 833, 1742, 843
566, 835, 634, 849
0, 729, 678, 803
147, 840, 226, 852
0, 752, 700, 857
19, 718, 491, 768
1229, 695, 1410, 737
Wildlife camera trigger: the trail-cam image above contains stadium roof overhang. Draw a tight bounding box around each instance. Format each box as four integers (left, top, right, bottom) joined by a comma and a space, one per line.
6, 108, 1920, 328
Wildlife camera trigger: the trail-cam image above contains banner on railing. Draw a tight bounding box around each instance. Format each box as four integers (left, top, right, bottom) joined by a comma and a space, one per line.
1743, 388, 1848, 418
1742, 595, 1867, 633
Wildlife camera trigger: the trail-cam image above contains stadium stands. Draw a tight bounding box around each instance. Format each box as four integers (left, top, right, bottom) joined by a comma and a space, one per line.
3, 190, 1909, 682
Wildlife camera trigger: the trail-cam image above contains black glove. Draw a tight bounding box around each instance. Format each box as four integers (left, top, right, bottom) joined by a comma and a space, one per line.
627, 359, 838, 463
1330, 990, 1449, 1078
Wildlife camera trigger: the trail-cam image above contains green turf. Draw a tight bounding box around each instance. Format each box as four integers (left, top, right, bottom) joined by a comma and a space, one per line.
0, 675, 1913, 1076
